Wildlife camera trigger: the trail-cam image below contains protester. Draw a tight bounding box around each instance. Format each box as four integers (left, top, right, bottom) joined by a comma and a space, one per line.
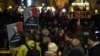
68, 38, 86, 56
45, 42, 58, 56
62, 31, 73, 56
16, 33, 41, 56
87, 33, 100, 56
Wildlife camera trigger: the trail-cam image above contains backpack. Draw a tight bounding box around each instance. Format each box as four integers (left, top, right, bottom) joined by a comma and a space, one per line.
25, 43, 40, 56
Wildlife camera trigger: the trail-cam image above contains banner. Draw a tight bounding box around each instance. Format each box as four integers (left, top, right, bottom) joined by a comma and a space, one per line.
24, 6, 39, 32
68, 11, 91, 19
7, 22, 23, 48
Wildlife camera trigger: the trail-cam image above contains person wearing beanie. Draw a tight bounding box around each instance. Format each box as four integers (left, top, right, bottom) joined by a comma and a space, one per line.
61, 31, 73, 56
64, 31, 73, 41
87, 33, 100, 56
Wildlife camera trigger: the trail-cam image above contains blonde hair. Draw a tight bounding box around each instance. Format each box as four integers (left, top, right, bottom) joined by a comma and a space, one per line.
48, 42, 58, 52
71, 38, 81, 47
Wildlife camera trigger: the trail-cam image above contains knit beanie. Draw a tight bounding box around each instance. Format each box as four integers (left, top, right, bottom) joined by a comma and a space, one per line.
88, 33, 98, 41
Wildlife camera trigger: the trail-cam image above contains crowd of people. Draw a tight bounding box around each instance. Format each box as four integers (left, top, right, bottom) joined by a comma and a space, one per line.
14, 27, 100, 56
0, 7, 100, 56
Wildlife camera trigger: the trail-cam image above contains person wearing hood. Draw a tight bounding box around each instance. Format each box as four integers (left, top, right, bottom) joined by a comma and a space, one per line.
16, 33, 41, 56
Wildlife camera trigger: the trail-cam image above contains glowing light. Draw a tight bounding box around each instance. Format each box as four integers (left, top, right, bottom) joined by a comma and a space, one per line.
47, 7, 51, 10
21, 0, 24, 2
85, 2, 89, 6
42, 3, 45, 6
9, 6, 12, 9
62, 8, 66, 12
27, 0, 32, 6
8, 6, 12, 9
86, 6, 89, 11
72, 3, 76, 6
71, 0, 90, 11
95, 9, 98, 14
0, 8, 2, 12
47, 6, 56, 12
70, 7, 74, 12
95, 31, 99, 34
51, 7, 55, 12
18, 6, 24, 14
37, 6, 43, 13
7, 6, 12, 10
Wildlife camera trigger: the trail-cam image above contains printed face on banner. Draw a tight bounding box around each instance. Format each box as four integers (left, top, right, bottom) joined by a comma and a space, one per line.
7, 22, 23, 48
24, 6, 39, 32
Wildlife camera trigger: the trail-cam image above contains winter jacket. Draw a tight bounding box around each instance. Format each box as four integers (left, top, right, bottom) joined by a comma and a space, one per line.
17, 40, 41, 56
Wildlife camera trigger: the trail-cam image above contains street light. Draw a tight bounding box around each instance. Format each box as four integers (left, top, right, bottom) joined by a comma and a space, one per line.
7, 6, 12, 10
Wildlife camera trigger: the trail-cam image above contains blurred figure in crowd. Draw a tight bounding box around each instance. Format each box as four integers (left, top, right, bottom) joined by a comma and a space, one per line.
62, 31, 73, 56
29, 29, 35, 40
17, 33, 41, 56
87, 33, 100, 56
45, 42, 58, 56
53, 28, 65, 46
68, 38, 86, 56
41, 36, 51, 56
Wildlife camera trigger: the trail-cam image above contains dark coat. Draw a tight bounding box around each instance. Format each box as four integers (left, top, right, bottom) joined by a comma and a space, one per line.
88, 43, 100, 56
62, 41, 72, 56
68, 47, 85, 56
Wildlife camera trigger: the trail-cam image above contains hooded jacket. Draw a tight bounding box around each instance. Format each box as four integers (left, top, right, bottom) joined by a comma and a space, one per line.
17, 40, 41, 56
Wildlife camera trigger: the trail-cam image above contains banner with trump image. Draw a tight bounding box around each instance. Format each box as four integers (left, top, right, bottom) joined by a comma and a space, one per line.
24, 6, 39, 32
7, 22, 23, 48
